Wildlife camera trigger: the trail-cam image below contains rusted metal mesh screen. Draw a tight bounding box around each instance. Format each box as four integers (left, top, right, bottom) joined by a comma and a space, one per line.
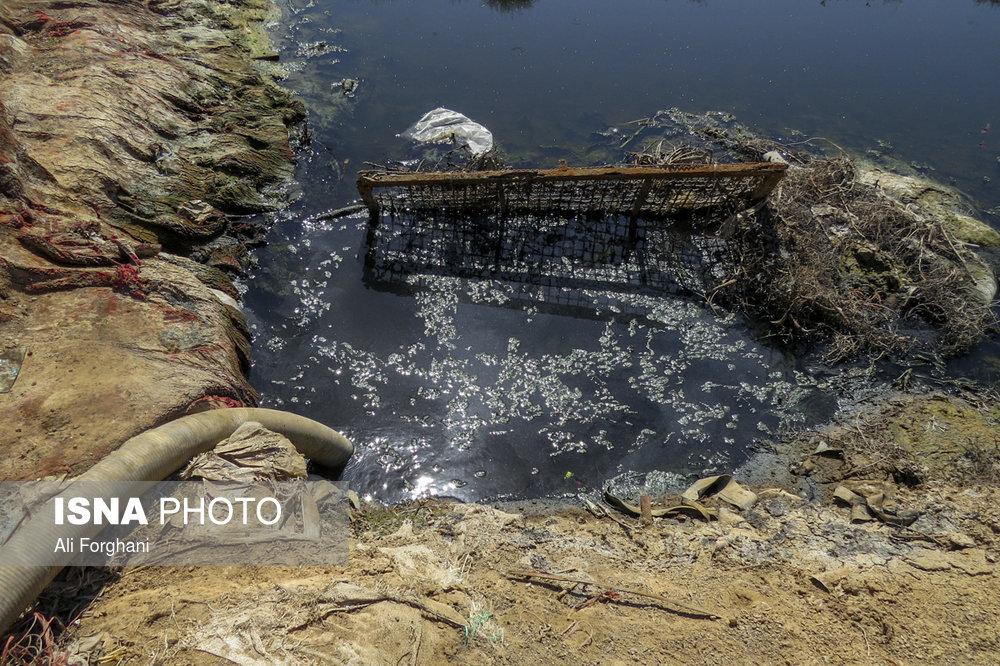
356, 163, 785, 309
364, 209, 729, 300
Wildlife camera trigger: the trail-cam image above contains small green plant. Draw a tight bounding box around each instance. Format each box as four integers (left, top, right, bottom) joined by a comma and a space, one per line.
463, 604, 504, 647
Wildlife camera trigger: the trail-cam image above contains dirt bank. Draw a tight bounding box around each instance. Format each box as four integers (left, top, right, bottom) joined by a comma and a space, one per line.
0, 0, 303, 479
6, 390, 993, 665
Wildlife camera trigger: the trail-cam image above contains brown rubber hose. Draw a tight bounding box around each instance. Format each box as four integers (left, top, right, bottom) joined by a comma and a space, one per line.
0, 408, 353, 634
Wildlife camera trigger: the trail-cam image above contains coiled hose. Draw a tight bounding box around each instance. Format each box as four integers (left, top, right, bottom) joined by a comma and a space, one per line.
0, 408, 353, 635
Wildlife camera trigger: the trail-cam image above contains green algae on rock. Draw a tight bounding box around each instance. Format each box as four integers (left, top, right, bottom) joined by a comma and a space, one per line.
856, 165, 1000, 249
723, 158, 998, 360
783, 389, 1000, 488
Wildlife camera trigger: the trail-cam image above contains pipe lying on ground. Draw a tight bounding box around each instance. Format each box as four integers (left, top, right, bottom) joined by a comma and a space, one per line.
0, 408, 353, 635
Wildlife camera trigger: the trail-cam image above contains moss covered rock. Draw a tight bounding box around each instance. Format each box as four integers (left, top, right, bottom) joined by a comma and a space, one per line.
857, 166, 1000, 248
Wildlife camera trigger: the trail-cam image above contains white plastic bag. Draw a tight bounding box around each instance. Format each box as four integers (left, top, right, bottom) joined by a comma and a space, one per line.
399, 107, 494, 155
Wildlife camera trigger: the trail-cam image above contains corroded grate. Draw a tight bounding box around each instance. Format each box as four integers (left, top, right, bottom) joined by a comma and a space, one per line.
356, 162, 786, 312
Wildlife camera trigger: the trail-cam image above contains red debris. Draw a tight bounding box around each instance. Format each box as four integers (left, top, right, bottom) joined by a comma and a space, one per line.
186, 395, 245, 414
110, 263, 148, 299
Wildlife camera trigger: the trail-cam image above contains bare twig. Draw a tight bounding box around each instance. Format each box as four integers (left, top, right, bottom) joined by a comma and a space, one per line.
319, 594, 466, 629
506, 570, 733, 624
315, 203, 367, 221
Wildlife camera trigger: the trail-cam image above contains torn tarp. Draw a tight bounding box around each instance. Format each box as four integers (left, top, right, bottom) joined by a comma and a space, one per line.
0, 347, 25, 393
400, 107, 494, 156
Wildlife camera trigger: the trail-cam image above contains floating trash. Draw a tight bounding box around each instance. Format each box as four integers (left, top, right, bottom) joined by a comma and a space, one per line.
0, 348, 25, 393
338, 77, 360, 97
399, 107, 495, 156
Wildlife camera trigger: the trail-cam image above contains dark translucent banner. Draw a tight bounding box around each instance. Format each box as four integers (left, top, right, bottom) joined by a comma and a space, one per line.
0, 479, 349, 566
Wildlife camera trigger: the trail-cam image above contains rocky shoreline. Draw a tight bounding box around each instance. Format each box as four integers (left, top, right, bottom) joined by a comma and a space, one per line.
0, 0, 302, 479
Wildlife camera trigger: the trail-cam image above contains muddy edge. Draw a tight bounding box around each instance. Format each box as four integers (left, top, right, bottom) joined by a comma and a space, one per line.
0, 0, 304, 479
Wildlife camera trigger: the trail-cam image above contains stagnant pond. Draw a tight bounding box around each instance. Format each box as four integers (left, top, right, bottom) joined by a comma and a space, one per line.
244, 0, 1000, 503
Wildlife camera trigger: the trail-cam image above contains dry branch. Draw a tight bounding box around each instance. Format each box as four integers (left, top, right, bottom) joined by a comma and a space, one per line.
506, 570, 734, 625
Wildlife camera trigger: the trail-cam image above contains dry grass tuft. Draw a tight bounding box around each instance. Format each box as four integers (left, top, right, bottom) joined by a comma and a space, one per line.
719, 158, 996, 360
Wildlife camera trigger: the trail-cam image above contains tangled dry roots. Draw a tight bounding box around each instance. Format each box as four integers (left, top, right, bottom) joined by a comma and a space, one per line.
721, 157, 996, 361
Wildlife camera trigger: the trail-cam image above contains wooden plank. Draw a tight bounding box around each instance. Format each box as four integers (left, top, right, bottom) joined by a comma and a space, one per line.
356, 162, 788, 219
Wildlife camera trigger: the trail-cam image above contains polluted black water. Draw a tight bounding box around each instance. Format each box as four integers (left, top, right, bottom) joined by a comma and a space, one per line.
244, 0, 1000, 503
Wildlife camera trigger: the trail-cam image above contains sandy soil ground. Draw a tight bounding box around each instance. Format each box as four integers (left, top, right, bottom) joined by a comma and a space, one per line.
26, 394, 999, 666
49, 482, 997, 665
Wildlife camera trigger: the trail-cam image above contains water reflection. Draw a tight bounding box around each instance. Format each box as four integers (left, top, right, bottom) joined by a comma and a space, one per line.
484, 0, 537, 12
248, 201, 828, 502
361, 206, 731, 319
